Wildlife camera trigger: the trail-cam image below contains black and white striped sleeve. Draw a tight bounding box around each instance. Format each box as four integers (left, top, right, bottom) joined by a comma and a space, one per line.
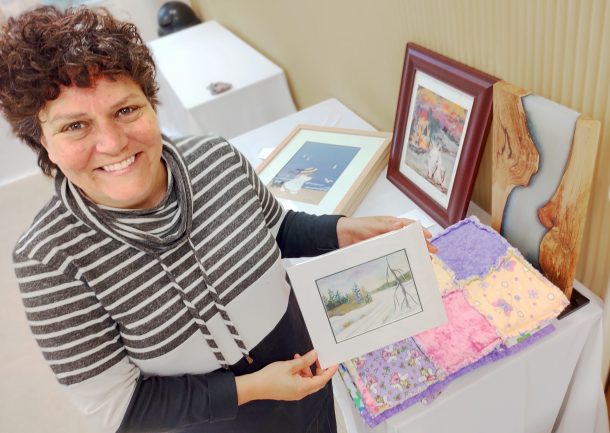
13, 252, 239, 433
12, 252, 140, 432
231, 144, 286, 237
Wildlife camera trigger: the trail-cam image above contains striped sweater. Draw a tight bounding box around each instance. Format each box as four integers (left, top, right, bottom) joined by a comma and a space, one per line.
13, 136, 340, 433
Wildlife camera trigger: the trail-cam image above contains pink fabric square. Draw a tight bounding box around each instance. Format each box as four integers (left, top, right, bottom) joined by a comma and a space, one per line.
414, 290, 501, 374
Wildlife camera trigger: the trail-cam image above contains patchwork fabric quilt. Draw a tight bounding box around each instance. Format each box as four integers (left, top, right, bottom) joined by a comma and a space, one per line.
337, 217, 569, 427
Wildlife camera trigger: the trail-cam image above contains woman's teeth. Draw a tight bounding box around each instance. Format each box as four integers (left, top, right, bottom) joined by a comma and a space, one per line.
102, 155, 136, 172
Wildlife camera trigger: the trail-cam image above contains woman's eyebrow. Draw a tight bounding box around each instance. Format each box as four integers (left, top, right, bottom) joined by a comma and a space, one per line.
109, 93, 142, 110
45, 111, 88, 125
45, 93, 144, 124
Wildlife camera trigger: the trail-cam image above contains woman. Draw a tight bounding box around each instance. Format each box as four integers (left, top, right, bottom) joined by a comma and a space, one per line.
0, 6, 434, 433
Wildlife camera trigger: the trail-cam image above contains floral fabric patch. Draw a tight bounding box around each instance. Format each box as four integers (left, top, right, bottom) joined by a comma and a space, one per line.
462, 250, 568, 339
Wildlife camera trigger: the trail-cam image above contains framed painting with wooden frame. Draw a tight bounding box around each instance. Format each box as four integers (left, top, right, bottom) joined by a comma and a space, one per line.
257, 125, 392, 216
387, 43, 497, 227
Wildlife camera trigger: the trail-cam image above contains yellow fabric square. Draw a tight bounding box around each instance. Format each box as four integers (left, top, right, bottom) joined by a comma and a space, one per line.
463, 249, 569, 339
431, 255, 458, 295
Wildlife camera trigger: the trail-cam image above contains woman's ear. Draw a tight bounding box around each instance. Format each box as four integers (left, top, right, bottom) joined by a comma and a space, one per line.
39, 133, 57, 165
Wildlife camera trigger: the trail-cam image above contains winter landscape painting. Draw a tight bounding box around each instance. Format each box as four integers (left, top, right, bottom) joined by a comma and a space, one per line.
403, 85, 468, 196
316, 249, 422, 343
267, 141, 360, 205
287, 221, 446, 367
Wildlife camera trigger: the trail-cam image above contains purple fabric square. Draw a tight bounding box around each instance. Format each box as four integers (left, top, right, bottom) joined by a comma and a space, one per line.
432, 217, 508, 281
348, 338, 443, 413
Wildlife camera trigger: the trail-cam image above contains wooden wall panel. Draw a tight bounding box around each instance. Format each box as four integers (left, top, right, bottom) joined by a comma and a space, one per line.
192, 0, 610, 303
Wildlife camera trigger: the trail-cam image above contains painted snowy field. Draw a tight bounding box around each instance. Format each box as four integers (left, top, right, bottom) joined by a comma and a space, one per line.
328, 279, 422, 342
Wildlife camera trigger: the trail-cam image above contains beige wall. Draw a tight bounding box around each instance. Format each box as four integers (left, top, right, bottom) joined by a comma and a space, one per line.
193, 0, 610, 302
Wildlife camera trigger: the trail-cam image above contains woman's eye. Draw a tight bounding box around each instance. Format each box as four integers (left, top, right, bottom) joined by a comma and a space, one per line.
63, 122, 84, 133
117, 106, 139, 117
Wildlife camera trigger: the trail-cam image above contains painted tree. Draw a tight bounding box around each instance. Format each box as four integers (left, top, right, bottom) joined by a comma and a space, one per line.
386, 258, 420, 312
352, 282, 363, 304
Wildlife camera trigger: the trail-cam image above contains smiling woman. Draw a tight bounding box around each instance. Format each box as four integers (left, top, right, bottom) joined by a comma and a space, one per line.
0, 5, 432, 433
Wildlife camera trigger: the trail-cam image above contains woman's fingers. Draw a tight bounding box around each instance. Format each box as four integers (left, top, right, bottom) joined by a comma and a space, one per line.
397, 217, 437, 253
307, 364, 338, 391
292, 350, 336, 388
293, 353, 313, 377
290, 349, 317, 374
338, 215, 439, 249
396, 217, 415, 227
251, 351, 338, 401
295, 363, 337, 397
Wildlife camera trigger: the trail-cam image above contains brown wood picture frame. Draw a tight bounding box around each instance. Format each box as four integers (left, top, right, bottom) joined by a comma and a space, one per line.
257, 125, 392, 216
387, 43, 497, 227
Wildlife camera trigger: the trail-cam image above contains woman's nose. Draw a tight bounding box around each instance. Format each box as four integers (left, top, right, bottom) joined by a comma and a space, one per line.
95, 121, 128, 154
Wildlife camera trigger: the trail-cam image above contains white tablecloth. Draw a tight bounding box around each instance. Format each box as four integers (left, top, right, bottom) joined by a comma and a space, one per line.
230, 98, 609, 433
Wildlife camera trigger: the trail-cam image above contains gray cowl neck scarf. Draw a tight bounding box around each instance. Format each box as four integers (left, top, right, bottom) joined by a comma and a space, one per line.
55, 141, 193, 253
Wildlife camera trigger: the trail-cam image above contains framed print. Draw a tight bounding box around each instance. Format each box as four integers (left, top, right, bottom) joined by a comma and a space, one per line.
287, 223, 446, 368
257, 125, 392, 215
387, 43, 497, 227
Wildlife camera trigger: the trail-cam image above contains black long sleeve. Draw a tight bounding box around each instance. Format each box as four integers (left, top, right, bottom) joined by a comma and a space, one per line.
275, 211, 342, 258
117, 370, 237, 433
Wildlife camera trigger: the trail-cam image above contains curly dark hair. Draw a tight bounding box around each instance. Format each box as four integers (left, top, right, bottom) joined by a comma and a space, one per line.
0, 6, 159, 176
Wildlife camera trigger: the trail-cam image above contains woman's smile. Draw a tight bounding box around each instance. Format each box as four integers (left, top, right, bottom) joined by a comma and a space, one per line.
100, 154, 137, 173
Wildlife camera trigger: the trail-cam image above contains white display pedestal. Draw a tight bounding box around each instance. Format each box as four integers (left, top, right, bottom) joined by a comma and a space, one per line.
148, 21, 296, 139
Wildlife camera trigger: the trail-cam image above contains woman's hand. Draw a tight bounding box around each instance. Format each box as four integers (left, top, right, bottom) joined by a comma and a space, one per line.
235, 350, 337, 405
336, 216, 437, 253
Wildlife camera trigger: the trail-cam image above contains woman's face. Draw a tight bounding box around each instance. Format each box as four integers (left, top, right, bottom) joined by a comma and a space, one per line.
39, 75, 167, 209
